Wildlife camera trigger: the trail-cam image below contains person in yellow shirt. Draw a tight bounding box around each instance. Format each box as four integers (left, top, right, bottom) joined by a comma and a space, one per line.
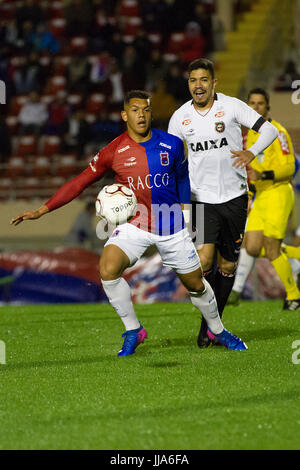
227, 88, 300, 310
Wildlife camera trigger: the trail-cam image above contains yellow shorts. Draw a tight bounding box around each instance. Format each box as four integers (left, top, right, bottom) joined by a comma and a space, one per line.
246, 183, 294, 239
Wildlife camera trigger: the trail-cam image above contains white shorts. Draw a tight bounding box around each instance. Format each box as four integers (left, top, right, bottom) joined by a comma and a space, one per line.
104, 223, 201, 274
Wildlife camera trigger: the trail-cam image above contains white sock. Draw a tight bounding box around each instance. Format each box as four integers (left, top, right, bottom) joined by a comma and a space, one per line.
189, 278, 224, 335
289, 258, 300, 275
101, 277, 140, 331
232, 248, 256, 294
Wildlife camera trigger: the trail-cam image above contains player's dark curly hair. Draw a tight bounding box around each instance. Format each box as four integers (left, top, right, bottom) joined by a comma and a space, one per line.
188, 58, 215, 79
124, 90, 151, 105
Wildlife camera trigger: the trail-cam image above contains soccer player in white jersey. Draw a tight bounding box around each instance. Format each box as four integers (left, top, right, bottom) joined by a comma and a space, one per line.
168, 58, 279, 347
11, 90, 247, 356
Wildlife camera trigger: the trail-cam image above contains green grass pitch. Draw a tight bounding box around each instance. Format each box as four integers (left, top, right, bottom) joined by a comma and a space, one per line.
0, 300, 300, 450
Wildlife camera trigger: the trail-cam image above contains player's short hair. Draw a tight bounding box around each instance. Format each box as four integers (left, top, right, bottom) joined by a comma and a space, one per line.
188, 58, 215, 79
247, 88, 270, 106
124, 90, 151, 106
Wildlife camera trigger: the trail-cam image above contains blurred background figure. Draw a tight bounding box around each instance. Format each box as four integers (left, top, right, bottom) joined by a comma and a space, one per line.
18, 91, 48, 136
64, 200, 98, 251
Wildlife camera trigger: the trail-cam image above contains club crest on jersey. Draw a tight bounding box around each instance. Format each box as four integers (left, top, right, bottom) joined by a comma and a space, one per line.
215, 121, 225, 133
160, 151, 169, 166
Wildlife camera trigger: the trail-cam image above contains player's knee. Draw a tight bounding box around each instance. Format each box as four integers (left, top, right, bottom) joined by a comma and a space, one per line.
218, 259, 237, 275
99, 258, 124, 281
246, 245, 260, 258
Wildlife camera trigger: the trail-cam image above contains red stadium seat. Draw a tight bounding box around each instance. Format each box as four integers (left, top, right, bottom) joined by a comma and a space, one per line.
67, 94, 83, 108
5, 115, 19, 134
54, 55, 71, 74
147, 33, 162, 49
70, 36, 88, 53
124, 16, 142, 35
166, 32, 185, 54
39, 135, 61, 156
48, 75, 67, 94
86, 93, 106, 114
0, 177, 13, 201
56, 154, 77, 177
49, 18, 66, 37
0, 2, 15, 20
14, 135, 37, 157
10, 95, 28, 116
10, 56, 26, 68
48, 1, 64, 18
32, 156, 52, 177
47, 175, 67, 192
5, 157, 27, 178
40, 94, 55, 106
119, 0, 139, 17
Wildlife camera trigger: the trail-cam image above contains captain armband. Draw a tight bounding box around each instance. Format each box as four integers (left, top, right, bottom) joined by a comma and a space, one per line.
260, 171, 275, 181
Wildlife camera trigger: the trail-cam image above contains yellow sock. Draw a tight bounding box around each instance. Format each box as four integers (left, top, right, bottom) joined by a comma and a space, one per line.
281, 245, 300, 260
271, 253, 300, 300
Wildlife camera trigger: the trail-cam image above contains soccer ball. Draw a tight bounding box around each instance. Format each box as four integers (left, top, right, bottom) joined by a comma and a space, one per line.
95, 184, 137, 225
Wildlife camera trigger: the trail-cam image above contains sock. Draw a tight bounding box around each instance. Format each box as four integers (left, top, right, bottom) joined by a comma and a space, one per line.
101, 277, 140, 331
214, 268, 236, 317
198, 268, 216, 337
271, 253, 300, 300
190, 278, 224, 335
281, 245, 300, 261
232, 248, 256, 294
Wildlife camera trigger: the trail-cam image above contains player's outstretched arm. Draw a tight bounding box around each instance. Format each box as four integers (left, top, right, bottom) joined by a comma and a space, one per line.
231, 149, 255, 169
10, 204, 49, 226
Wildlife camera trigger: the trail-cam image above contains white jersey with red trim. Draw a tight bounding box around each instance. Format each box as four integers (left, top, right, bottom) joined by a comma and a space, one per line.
168, 92, 266, 204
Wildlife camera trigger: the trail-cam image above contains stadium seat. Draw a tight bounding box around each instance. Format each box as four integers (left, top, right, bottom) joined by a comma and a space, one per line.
86, 93, 106, 114
47, 175, 67, 192
166, 32, 185, 54
31, 156, 52, 177
49, 18, 67, 37
56, 154, 77, 177
67, 94, 83, 108
54, 56, 71, 74
5, 115, 18, 134
119, 0, 139, 17
0, 2, 15, 20
39, 135, 61, 156
0, 177, 13, 201
5, 156, 27, 178
124, 16, 142, 35
147, 33, 162, 49
84, 113, 97, 124
14, 135, 37, 157
40, 94, 55, 106
10, 95, 28, 116
10, 56, 26, 68
22, 177, 43, 199
48, 1, 64, 18
70, 37, 88, 53
48, 75, 67, 94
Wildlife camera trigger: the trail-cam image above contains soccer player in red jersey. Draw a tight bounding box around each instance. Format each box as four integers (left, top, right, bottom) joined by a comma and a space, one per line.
11, 90, 247, 355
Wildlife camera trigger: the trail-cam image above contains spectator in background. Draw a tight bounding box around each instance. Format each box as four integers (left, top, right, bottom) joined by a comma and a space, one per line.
165, 62, 190, 106
15, 0, 45, 39
89, 51, 111, 92
106, 31, 126, 63
132, 29, 152, 63
45, 90, 70, 136
0, 114, 12, 166
191, 2, 214, 53
12, 52, 44, 95
62, 108, 90, 158
88, 109, 122, 152
64, 201, 98, 251
151, 81, 177, 130
67, 52, 91, 93
145, 49, 169, 92
0, 20, 18, 47
275, 60, 300, 92
140, 0, 169, 33
181, 22, 205, 64
29, 23, 60, 55
18, 91, 48, 136
122, 45, 146, 91
64, 0, 94, 37
105, 60, 125, 107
